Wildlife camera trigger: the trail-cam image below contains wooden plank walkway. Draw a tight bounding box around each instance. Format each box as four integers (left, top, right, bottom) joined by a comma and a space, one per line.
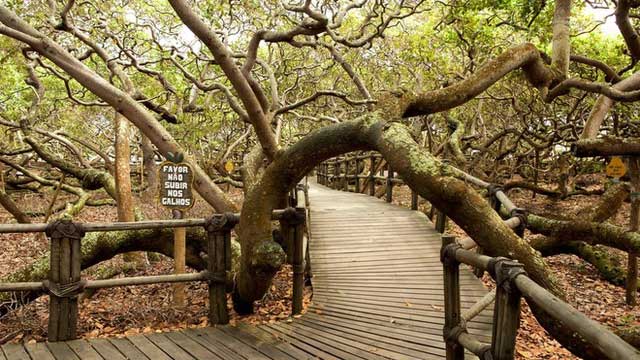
1, 180, 492, 359
257, 181, 493, 360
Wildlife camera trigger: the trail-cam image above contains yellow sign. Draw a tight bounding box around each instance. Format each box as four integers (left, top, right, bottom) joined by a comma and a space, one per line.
224, 160, 235, 173
606, 156, 627, 178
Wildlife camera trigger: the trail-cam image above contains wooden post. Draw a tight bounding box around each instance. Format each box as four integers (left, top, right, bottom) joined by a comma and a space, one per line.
280, 207, 306, 314
369, 154, 376, 196
173, 209, 186, 307
411, 190, 418, 210
441, 235, 463, 360
386, 163, 393, 203
45, 220, 85, 341
280, 212, 295, 264
355, 156, 361, 193
325, 162, 330, 187
205, 214, 234, 325
322, 163, 327, 185
344, 157, 350, 191
428, 205, 436, 220
293, 208, 306, 315
491, 260, 524, 360
336, 159, 341, 190
436, 210, 448, 233
488, 185, 502, 213
628, 158, 639, 306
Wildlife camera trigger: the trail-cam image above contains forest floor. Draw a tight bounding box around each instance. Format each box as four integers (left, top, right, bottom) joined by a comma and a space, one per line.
388, 174, 638, 360
0, 176, 638, 360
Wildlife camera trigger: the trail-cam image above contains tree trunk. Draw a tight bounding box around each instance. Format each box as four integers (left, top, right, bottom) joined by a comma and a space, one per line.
115, 114, 144, 264
235, 113, 611, 358
141, 134, 158, 200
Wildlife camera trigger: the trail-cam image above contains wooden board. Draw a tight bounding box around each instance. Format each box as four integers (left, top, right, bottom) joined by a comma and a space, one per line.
258, 180, 493, 359
47, 342, 82, 360
108, 338, 150, 360
144, 333, 195, 360
86, 339, 126, 360
182, 328, 244, 360
24, 343, 55, 360
1, 344, 30, 360
65, 340, 103, 360
126, 335, 171, 360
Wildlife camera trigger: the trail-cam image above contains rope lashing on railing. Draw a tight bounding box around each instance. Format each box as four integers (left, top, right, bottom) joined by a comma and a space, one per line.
45, 219, 86, 240
509, 208, 528, 237
461, 288, 496, 322
203, 271, 226, 284
494, 259, 527, 293
487, 184, 502, 200
292, 264, 305, 274
443, 325, 466, 348
42, 279, 87, 298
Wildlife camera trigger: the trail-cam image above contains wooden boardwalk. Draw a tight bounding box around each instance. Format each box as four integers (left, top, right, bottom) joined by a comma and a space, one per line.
1, 181, 492, 359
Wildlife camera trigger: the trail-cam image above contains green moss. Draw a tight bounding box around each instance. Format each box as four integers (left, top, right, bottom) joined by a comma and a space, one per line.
251, 240, 285, 270
231, 239, 241, 274
382, 122, 452, 178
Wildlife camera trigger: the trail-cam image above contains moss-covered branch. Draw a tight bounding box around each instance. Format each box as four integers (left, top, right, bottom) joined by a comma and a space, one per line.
527, 214, 640, 253
25, 137, 116, 199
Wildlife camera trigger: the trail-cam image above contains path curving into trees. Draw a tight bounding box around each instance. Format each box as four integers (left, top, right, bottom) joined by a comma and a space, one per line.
256, 180, 493, 359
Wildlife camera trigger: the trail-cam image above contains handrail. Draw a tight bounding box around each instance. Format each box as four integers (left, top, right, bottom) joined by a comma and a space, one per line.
316, 151, 419, 209
442, 236, 640, 360
0, 209, 292, 234
0, 197, 310, 341
317, 152, 640, 360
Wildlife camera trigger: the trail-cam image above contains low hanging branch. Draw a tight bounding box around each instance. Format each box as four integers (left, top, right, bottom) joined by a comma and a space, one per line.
574, 136, 640, 157
24, 137, 117, 198
0, 189, 30, 223
502, 180, 604, 198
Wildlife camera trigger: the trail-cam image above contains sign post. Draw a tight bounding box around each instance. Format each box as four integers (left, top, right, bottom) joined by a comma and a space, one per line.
159, 153, 195, 307
628, 158, 639, 306
605, 156, 637, 305
224, 161, 234, 192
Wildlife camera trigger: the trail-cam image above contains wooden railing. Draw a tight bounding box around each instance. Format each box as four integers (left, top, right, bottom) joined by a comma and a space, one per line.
316, 151, 419, 209
317, 153, 640, 360
0, 185, 310, 342
441, 234, 640, 360
446, 168, 640, 359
